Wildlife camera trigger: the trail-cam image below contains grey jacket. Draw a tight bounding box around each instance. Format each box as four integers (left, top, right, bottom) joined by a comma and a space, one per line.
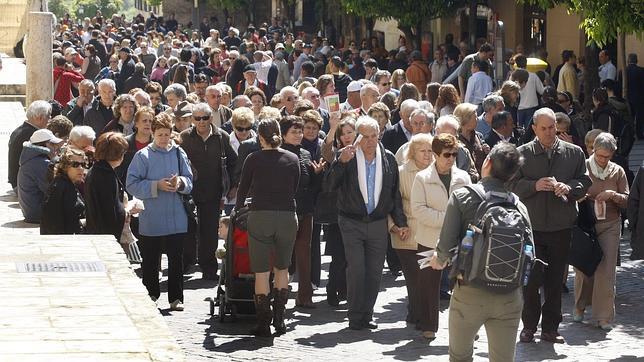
510, 138, 591, 232
17, 143, 52, 223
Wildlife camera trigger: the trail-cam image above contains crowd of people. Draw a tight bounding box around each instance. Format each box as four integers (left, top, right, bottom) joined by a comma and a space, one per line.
6, 9, 644, 361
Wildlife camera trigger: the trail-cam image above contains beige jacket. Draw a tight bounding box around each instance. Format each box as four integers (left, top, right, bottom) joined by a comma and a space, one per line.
411, 163, 471, 248
389, 161, 427, 250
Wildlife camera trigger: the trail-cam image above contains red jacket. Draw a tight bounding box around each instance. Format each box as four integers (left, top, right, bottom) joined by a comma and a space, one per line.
53, 67, 84, 106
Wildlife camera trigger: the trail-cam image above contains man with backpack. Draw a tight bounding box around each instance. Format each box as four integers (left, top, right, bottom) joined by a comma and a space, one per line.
511, 108, 591, 344
428, 142, 533, 361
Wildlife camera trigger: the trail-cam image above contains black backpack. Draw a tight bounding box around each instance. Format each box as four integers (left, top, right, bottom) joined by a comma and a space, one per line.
451, 184, 535, 293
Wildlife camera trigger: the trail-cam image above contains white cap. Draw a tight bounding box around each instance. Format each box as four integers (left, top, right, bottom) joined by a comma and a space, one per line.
347, 80, 363, 93
275, 43, 285, 50
30, 129, 63, 144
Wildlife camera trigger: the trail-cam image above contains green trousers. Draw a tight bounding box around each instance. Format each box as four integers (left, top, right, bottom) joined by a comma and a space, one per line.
448, 283, 523, 362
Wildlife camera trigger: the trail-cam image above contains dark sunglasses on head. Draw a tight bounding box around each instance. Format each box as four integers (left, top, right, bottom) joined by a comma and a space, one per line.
70, 161, 90, 169
440, 152, 458, 159
193, 116, 210, 121
235, 126, 252, 132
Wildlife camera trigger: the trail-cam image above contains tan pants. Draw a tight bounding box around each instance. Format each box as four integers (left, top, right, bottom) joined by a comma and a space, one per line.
574, 219, 621, 322
448, 284, 522, 362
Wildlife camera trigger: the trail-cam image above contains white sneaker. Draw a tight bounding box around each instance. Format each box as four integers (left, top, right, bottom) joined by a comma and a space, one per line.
170, 300, 184, 311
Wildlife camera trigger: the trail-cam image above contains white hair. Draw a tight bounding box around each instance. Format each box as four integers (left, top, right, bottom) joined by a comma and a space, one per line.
164, 83, 187, 100
98, 78, 116, 91
228, 50, 240, 59
410, 108, 435, 127
302, 86, 319, 97
280, 86, 298, 98
435, 115, 460, 133
418, 100, 433, 113
482, 94, 504, 112
533, 107, 556, 125
192, 102, 212, 116
400, 99, 420, 117
593, 132, 617, 153
360, 83, 378, 97
355, 115, 380, 135
68, 125, 96, 143
26, 100, 52, 122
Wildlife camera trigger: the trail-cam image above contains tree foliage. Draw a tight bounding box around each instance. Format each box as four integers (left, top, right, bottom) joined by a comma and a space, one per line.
521, 0, 643, 46
341, 0, 467, 28
49, 0, 123, 20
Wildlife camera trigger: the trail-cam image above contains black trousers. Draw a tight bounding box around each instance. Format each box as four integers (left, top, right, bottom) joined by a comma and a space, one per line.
140, 233, 185, 303
310, 222, 322, 286
522, 229, 572, 333
196, 200, 220, 276
386, 234, 402, 272
325, 223, 346, 297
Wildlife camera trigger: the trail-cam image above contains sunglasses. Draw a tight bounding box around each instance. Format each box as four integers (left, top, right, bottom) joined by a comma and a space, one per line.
380, 82, 391, 87
70, 161, 90, 169
440, 152, 458, 159
193, 116, 210, 121
235, 126, 252, 132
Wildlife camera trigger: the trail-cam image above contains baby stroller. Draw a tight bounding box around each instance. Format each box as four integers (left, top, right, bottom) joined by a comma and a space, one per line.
210, 211, 256, 322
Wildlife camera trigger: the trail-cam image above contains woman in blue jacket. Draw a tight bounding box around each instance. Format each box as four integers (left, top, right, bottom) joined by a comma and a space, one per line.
126, 114, 193, 311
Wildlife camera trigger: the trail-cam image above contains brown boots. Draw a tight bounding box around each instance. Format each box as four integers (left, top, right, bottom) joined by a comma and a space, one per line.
272, 288, 289, 335
251, 294, 272, 337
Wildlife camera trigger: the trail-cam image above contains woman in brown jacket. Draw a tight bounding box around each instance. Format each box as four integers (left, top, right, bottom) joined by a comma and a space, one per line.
406, 51, 431, 99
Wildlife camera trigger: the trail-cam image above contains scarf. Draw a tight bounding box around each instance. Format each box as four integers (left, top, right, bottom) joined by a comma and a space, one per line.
301, 137, 320, 160
588, 154, 611, 180
356, 145, 383, 209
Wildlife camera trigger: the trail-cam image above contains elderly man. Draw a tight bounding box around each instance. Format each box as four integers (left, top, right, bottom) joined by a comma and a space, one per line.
359, 83, 380, 116
163, 83, 188, 111
476, 95, 505, 139
235, 65, 268, 97
485, 111, 518, 148
511, 108, 591, 344
280, 86, 299, 116
341, 81, 363, 113
64, 79, 95, 125
8, 100, 51, 190
328, 116, 408, 330
205, 85, 233, 128
382, 99, 419, 155
85, 79, 116, 135
180, 103, 237, 280
394, 109, 435, 164
302, 87, 331, 133
373, 70, 396, 96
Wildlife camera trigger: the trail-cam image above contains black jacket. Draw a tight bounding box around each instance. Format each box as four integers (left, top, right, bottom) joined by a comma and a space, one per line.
485, 130, 519, 149
282, 143, 322, 215
40, 175, 85, 235
327, 143, 407, 226
234, 136, 261, 186
123, 69, 149, 94
179, 125, 237, 203
381, 122, 409, 154
628, 166, 644, 256
84, 97, 114, 136
116, 56, 135, 93
8, 121, 38, 188
85, 160, 126, 241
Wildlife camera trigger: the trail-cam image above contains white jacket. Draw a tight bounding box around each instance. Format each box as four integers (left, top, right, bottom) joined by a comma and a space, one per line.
410, 163, 471, 248
389, 161, 427, 250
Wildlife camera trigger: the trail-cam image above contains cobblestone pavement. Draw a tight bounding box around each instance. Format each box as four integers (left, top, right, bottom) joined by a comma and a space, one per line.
0, 103, 643, 361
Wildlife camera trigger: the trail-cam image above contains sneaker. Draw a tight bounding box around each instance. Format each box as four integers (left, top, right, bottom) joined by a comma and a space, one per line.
170, 300, 184, 311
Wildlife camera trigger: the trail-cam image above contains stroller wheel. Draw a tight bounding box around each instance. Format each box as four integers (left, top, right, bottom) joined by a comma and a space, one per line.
218, 294, 227, 322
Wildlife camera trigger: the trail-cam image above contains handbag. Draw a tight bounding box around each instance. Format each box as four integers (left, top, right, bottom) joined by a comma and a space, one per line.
568, 199, 603, 277
218, 131, 231, 197
175, 148, 198, 232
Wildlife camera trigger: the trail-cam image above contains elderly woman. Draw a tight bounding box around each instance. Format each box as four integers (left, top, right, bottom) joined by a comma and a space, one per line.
454, 103, 489, 174
85, 132, 129, 240
236, 119, 301, 336
391, 133, 433, 328
368, 102, 392, 139
229, 107, 256, 153
40, 148, 88, 235
280, 116, 324, 308
164, 83, 188, 111
103, 94, 139, 136
245, 86, 267, 120
574, 132, 628, 330
126, 115, 194, 311
434, 84, 461, 116
411, 133, 471, 340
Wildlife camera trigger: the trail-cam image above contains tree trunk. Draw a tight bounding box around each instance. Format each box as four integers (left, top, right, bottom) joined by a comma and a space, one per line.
618, 32, 627, 99
468, 0, 477, 51
583, 41, 600, 116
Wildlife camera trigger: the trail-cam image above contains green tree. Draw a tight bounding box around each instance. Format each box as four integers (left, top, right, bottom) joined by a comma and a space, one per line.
522, 0, 643, 111
49, 0, 123, 20
340, 0, 468, 49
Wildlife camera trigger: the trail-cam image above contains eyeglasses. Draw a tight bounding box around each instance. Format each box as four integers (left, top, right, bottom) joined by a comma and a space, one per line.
440, 152, 458, 159
208, 94, 222, 99
286, 96, 298, 102
69, 161, 90, 169
235, 126, 252, 132
193, 116, 210, 121
308, 94, 321, 99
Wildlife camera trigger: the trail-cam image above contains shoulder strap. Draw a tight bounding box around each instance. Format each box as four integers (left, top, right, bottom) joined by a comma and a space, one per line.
218, 129, 227, 166
175, 147, 182, 174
